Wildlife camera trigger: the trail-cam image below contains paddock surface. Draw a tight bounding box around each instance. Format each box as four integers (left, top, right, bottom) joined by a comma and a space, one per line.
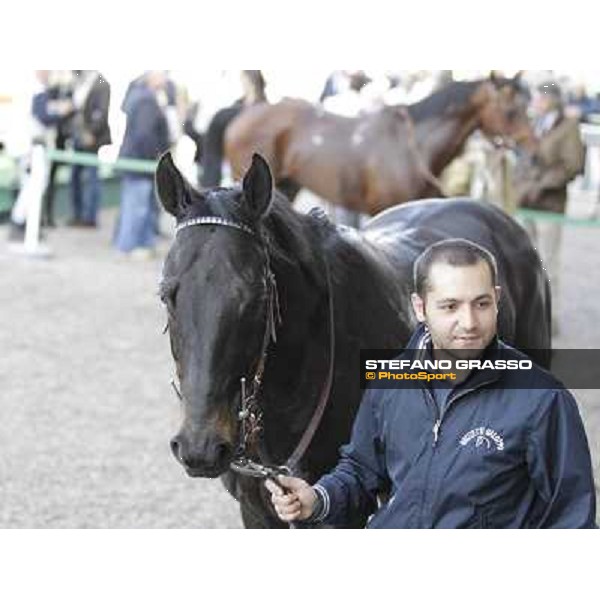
1, 203, 598, 528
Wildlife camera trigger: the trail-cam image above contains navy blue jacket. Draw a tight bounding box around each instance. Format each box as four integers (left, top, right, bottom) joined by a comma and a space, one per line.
313, 326, 597, 528
119, 83, 169, 177
32, 91, 64, 128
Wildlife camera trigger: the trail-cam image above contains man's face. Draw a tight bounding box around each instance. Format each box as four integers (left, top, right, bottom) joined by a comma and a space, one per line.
146, 70, 167, 90
531, 92, 554, 117
35, 70, 50, 86
411, 261, 500, 359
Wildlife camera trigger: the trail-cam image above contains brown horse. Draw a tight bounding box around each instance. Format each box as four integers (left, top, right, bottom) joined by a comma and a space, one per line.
224, 75, 535, 215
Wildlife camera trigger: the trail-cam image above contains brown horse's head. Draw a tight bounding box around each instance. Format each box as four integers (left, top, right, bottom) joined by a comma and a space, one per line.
474, 73, 537, 150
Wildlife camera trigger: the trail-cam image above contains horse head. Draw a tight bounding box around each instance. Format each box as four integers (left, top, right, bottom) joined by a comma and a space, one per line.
156, 152, 275, 478
475, 72, 537, 150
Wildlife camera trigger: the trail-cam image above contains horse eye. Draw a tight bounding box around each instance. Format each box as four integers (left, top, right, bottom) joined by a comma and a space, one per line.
165, 296, 177, 319
506, 108, 518, 121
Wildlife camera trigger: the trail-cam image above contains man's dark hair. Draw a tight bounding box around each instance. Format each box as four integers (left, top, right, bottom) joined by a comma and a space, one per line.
413, 238, 498, 298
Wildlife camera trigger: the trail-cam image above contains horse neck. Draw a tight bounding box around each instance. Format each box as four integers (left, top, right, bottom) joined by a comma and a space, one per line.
259, 208, 333, 426
257, 210, 412, 466
413, 109, 480, 175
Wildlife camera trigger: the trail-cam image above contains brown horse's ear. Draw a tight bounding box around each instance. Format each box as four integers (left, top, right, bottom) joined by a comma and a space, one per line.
242, 153, 273, 219
489, 70, 501, 87
513, 70, 524, 85
155, 151, 191, 217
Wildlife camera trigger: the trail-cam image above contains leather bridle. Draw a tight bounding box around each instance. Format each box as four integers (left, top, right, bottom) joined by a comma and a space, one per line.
173, 211, 335, 486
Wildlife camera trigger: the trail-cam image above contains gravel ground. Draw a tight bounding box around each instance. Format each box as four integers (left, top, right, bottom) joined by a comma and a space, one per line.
0, 210, 242, 528
1, 202, 598, 528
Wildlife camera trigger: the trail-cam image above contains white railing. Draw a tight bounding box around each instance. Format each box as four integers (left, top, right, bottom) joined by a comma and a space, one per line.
579, 123, 600, 192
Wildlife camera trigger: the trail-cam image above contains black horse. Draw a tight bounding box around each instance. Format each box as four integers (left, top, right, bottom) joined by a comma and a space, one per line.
156, 153, 551, 528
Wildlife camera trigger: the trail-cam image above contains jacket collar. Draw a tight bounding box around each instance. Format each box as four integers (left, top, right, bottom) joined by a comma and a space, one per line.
407, 323, 503, 390
535, 109, 564, 137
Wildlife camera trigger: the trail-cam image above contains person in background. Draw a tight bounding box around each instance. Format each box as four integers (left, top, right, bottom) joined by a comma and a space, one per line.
183, 100, 204, 181
8, 70, 73, 241
113, 71, 170, 260
69, 70, 111, 228
565, 83, 600, 123
122, 72, 183, 235
515, 81, 585, 334
41, 70, 74, 227
319, 70, 372, 116
200, 71, 267, 187
319, 70, 371, 103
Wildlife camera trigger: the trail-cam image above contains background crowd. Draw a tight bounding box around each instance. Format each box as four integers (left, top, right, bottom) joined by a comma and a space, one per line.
0, 70, 598, 297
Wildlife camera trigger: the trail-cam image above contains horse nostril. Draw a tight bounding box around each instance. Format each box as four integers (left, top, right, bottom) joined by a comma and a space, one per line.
216, 442, 230, 464
170, 436, 183, 463
170, 434, 231, 472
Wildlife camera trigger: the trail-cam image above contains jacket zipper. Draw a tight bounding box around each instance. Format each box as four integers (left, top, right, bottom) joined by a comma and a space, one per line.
419, 380, 494, 527
431, 381, 493, 447
418, 387, 440, 527
432, 418, 441, 445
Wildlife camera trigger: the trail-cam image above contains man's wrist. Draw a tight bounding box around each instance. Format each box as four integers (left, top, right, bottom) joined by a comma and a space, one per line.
304, 484, 330, 523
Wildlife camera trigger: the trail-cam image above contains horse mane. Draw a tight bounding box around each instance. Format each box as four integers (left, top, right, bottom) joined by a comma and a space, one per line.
264, 199, 408, 331
403, 80, 483, 121
403, 78, 524, 122
262, 195, 334, 289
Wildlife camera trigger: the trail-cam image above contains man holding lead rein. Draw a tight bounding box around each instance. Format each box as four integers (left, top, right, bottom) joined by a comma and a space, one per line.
266, 239, 596, 528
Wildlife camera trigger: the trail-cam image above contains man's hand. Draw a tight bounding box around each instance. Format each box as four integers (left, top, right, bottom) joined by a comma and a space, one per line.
265, 476, 317, 522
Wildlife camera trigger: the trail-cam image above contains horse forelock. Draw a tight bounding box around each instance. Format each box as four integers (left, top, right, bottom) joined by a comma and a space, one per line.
179, 186, 248, 225
173, 185, 330, 289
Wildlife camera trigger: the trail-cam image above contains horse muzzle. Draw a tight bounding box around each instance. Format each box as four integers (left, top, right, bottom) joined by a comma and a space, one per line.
170, 432, 233, 478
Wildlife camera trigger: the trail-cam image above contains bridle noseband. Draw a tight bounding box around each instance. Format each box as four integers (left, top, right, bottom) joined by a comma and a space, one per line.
173, 212, 335, 488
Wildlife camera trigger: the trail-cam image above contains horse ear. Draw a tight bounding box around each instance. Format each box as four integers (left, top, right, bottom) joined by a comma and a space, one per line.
512, 70, 524, 86
242, 153, 273, 219
155, 151, 190, 217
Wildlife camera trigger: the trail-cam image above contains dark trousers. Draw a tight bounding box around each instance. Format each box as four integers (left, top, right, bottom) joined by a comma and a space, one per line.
71, 164, 101, 225
41, 160, 61, 226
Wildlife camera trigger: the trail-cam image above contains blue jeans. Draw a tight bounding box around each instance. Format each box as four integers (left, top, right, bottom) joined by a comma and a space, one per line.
71, 164, 101, 224
114, 176, 157, 252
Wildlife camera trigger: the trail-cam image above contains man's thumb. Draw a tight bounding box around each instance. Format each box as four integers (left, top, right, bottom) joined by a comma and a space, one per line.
278, 475, 308, 492
264, 479, 283, 495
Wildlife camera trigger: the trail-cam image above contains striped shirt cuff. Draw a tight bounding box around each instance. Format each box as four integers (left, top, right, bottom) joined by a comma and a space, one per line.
305, 484, 330, 523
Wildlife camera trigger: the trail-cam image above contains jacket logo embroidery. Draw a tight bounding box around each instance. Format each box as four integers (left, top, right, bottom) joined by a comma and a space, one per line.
459, 427, 504, 451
